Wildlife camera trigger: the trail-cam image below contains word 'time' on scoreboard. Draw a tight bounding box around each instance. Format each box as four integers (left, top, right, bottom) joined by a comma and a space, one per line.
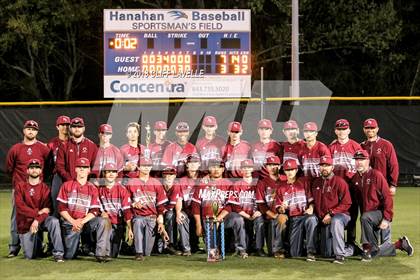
103, 9, 251, 98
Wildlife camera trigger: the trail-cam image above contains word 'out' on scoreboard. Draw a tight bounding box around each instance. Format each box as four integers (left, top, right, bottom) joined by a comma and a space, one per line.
103, 9, 251, 98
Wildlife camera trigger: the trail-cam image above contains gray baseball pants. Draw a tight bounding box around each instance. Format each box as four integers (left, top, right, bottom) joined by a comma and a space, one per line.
288, 215, 318, 257
320, 213, 354, 258
132, 215, 157, 256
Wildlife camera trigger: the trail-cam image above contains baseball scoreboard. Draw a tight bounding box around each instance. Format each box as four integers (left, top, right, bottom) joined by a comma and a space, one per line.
104, 9, 251, 98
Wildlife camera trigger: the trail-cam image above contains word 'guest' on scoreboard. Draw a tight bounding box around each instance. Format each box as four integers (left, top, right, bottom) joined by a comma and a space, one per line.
103, 9, 251, 98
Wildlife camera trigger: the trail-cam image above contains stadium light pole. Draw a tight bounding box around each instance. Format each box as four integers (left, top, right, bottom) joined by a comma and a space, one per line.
290, 0, 300, 105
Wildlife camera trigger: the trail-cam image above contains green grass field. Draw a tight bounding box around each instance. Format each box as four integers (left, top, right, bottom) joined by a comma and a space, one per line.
0, 188, 419, 280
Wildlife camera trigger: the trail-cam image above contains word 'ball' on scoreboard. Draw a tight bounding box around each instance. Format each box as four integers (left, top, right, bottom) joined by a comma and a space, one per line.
103, 9, 251, 98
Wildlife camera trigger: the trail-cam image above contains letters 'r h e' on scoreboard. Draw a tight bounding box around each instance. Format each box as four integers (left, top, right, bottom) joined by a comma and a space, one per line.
103, 9, 251, 98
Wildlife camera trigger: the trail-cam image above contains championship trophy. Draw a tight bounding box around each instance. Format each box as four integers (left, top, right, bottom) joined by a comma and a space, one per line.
205, 201, 225, 262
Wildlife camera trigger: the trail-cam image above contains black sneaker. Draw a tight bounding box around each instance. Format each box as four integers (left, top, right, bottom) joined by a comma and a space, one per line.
54, 255, 65, 263
306, 253, 316, 262
400, 236, 414, 256
361, 251, 372, 262
135, 253, 145, 261
239, 251, 248, 259
7, 251, 18, 258
255, 249, 266, 257
182, 250, 192, 256
332, 256, 345, 264
96, 256, 109, 263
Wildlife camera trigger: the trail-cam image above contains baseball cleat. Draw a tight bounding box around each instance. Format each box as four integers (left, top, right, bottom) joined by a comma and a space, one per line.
7, 251, 18, 258
274, 251, 285, 259
182, 250, 192, 256
400, 236, 414, 256
255, 249, 267, 257
54, 256, 65, 263
96, 256, 109, 263
135, 253, 145, 261
332, 256, 345, 264
306, 253, 316, 262
239, 251, 248, 259
361, 251, 372, 262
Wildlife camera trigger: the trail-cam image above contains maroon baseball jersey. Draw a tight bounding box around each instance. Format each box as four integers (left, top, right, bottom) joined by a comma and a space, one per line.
196, 136, 226, 170
149, 140, 172, 172
227, 179, 258, 216
162, 183, 179, 211
162, 142, 197, 176
57, 180, 101, 219
125, 177, 167, 217
281, 140, 305, 165
300, 141, 331, 178
310, 174, 352, 218
120, 144, 146, 178
255, 176, 282, 214
361, 137, 399, 186
56, 137, 98, 181
350, 168, 393, 221
329, 139, 361, 179
275, 177, 312, 217
98, 183, 132, 225
191, 178, 231, 218
48, 136, 68, 164
177, 176, 199, 216
14, 181, 51, 234
251, 140, 282, 169
92, 144, 124, 177
6, 141, 51, 186
221, 141, 251, 178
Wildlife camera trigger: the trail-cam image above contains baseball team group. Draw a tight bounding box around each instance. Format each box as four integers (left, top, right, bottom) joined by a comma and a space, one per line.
5, 114, 414, 264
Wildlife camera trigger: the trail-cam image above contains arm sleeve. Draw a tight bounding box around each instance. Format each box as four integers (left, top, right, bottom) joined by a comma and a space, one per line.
88, 189, 100, 217
330, 178, 352, 215
122, 188, 133, 222
14, 184, 38, 219
378, 174, 393, 221
6, 146, 16, 175
386, 142, 399, 187
56, 145, 72, 181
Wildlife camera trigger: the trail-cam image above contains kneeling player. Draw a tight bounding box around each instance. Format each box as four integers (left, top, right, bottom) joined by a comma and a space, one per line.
15, 159, 64, 262
57, 158, 111, 262
275, 159, 317, 259
98, 163, 133, 258
125, 158, 167, 261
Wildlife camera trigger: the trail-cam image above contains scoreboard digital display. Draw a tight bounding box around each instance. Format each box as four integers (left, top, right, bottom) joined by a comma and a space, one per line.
104, 9, 251, 98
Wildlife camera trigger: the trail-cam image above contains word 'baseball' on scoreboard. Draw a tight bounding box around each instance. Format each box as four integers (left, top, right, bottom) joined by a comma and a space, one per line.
104, 9, 251, 98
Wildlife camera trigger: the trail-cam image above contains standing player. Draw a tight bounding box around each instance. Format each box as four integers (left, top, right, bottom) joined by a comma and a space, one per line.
196, 116, 226, 172
310, 156, 354, 264
281, 120, 305, 165
177, 155, 202, 252
149, 121, 172, 177
98, 163, 133, 258
255, 156, 283, 258
6, 120, 51, 257
275, 159, 317, 260
227, 159, 262, 257
57, 158, 111, 262
15, 159, 64, 262
251, 119, 282, 178
351, 150, 413, 261
48, 115, 71, 216
300, 122, 331, 179
222, 121, 251, 178
125, 158, 167, 261
162, 122, 197, 177
361, 118, 399, 244
120, 122, 145, 180
92, 124, 124, 179
56, 117, 98, 182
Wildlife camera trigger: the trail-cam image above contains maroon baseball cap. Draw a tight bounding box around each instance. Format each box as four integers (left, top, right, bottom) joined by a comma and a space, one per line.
75, 157, 90, 167
208, 159, 225, 168
139, 157, 153, 166
162, 166, 177, 175
228, 121, 242, 132
335, 119, 350, 129
176, 122, 189, 132
24, 120, 39, 130
99, 124, 113, 134
103, 162, 118, 171
27, 158, 42, 168
70, 117, 85, 127
319, 156, 334, 165
364, 118, 378, 128
240, 159, 254, 168
265, 156, 280, 165
187, 154, 201, 163
283, 159, 298, 170
203, 116, 217, 126
303, 122, 318, 132
353, 150, 369, 160
283, 120, 299, 130
258, 119, 273, 129
154, 121, 167, 130
56, 115, 71, 126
